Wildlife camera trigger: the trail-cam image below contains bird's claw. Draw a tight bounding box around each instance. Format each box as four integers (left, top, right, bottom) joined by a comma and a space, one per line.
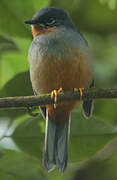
51, 88, 63, 108
74, 88, 84, 99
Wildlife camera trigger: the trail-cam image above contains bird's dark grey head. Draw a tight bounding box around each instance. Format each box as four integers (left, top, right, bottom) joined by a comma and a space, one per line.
25, 7, 74, 29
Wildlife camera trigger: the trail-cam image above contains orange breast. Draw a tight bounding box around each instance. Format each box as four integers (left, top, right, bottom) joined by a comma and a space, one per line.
31, 49, 92, 94
31, 48, 92, 122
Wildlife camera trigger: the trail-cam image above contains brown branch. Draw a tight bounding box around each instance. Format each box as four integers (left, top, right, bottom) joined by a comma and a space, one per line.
0, 88, 117, 109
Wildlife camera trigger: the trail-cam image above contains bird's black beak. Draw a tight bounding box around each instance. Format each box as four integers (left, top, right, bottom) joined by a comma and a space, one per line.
24, 20, 37, 25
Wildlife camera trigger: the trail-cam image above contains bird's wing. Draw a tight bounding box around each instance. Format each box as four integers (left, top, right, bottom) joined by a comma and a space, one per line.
82, 79, 94, 118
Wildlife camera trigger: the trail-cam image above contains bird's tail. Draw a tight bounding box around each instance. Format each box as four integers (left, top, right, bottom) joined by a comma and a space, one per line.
43, 109, 70, 173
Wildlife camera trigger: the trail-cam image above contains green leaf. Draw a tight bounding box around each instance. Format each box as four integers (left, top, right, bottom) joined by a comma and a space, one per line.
68, 111, 117, 162
67, 137, 117, 180
0, 150, 48, 180
1, 37, 31, 87
0, 35, 18, 55
0, 0, 50, 38
12, 116, 43, 158
4, 110, 117, 163
1, 109, 117, 178
0, 71, 33, 119
1, 71, 32, 97
51, 0, 117, 34
71, 111, 117, 135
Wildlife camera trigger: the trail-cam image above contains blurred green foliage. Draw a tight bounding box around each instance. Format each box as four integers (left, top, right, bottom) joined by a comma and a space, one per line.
0, 0, 117, 179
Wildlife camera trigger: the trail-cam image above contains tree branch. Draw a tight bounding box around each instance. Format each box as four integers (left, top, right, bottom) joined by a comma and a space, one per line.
0, 88, 117, 109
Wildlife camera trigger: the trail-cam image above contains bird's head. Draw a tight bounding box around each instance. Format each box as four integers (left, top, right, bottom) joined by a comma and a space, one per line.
25, 7, 73, 38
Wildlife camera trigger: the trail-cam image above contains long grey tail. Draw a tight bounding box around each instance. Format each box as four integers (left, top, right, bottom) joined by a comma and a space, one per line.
43, 109, 70, 173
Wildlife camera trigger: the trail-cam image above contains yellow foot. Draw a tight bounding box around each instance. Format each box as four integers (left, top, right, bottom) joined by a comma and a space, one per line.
51, 88, 63, 108
74, 88, 84, 99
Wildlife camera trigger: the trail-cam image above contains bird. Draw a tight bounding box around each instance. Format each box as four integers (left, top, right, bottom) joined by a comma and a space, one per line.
25, 7, 94, 173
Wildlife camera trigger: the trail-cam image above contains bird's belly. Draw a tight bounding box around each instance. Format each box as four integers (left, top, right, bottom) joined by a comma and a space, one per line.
30, 54, 92, 94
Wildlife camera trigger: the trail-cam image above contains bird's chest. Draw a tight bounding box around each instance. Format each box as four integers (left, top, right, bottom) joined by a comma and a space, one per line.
30, 50, 92, 94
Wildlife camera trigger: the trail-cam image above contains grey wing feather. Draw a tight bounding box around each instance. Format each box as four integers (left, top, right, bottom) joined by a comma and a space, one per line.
82, 79, 94, 118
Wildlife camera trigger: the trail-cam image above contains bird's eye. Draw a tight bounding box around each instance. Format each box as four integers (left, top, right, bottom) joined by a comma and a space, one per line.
47, 18, 56, 25
38, 23, 45, 28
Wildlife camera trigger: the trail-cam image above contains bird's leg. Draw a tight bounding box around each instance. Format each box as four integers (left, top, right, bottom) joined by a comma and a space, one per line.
51, 88, 63, 108
74, 88, 84, 99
